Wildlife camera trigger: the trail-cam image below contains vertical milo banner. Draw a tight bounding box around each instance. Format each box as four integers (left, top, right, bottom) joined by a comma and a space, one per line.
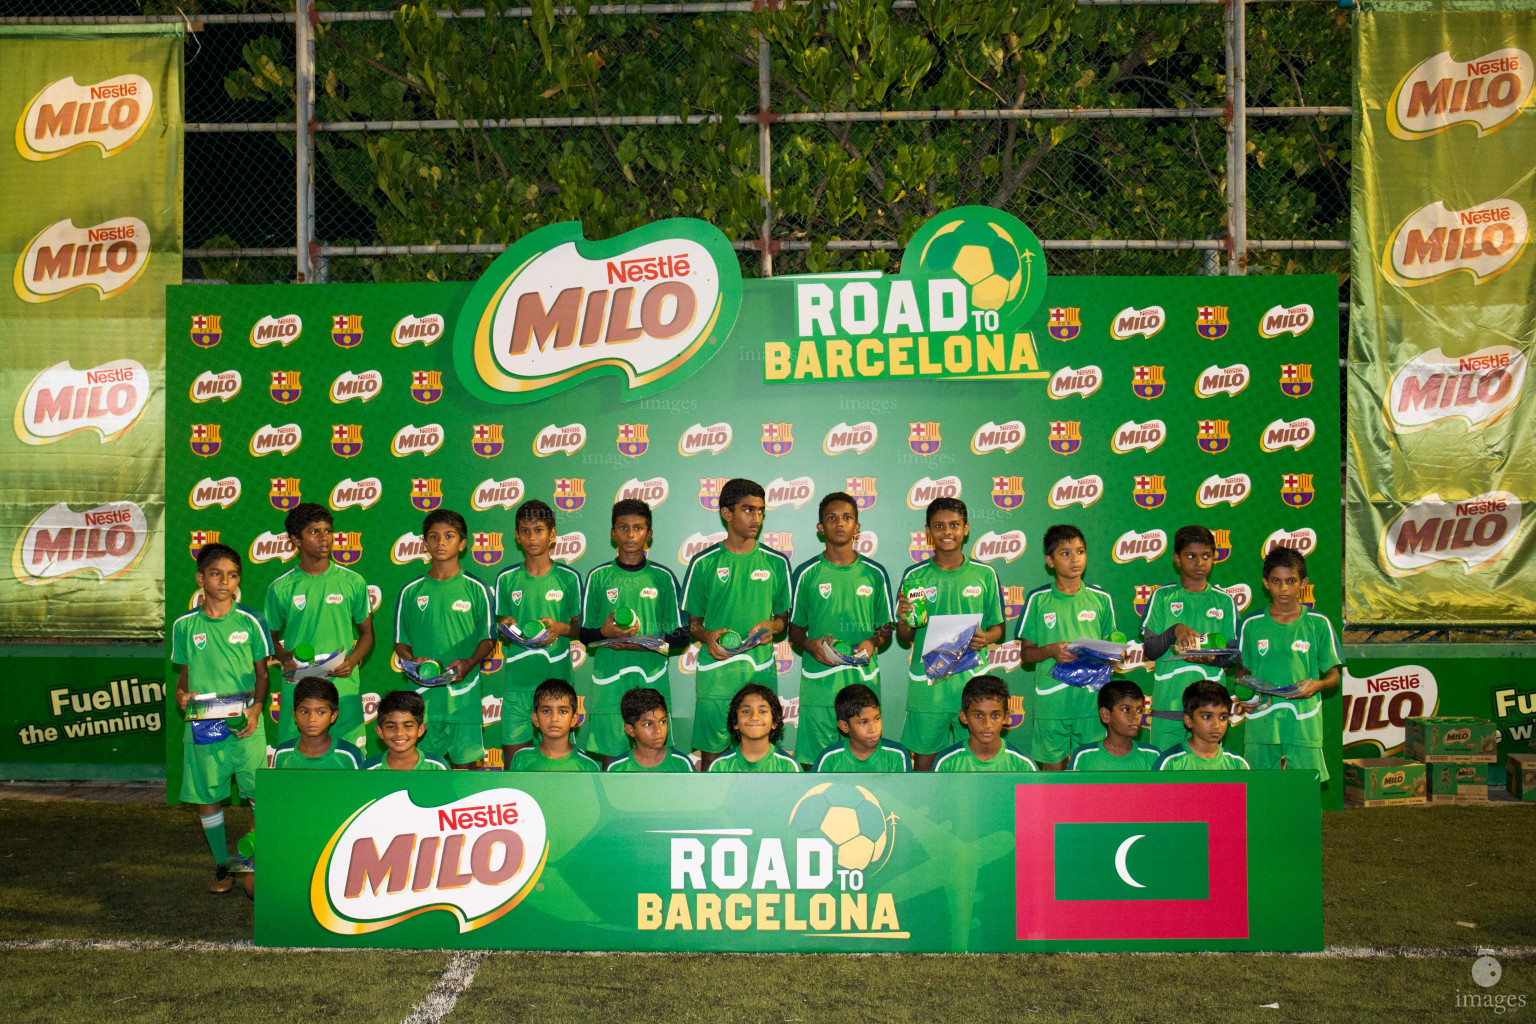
1347, 1, 1536, 623
0, 26, 182, 638
165, 208, 1339, 791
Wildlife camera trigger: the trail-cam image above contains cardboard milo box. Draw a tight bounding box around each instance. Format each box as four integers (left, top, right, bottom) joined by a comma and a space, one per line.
1344, 757, 1428, 807
1507, 753, 1536, 802
1427, 762, 1490, 804
1404, 717, 1498, 763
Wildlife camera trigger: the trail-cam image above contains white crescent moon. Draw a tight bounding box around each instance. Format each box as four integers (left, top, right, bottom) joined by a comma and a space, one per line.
1115, 834, 1146, 889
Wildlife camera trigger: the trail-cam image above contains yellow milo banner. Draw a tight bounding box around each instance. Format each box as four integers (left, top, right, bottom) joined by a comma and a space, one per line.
0, 26, 182, 637
1347, 1, 1536, 623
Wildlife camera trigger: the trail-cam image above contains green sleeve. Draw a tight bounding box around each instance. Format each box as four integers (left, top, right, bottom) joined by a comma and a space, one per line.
170, 616, 187, 666
561, 569, 582, 622
1141, 588, 1164, 635
350, 573, 370, 625
264, 582, 286, 634
1101, 590, 1118, 635
493, 571, 510, 618
790, 564, 811, 627
682, 555, 709, 619
1016, 590, 1041, 643
659, 569, 682, 631
581, 567, 603, 628
1318, 615, 1342, 673
774, 558, 792, 615
982, 568, 1004, 629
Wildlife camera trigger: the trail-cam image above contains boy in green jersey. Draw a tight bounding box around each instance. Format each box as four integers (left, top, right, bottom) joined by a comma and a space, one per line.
895, 497, 1006, 771
364, 690, 448, 771
1139, 525, 1238, 751
1069, 679, 1162, 771
508, 679, 602, 771
1017, 524, 1118, 770
813, 684, 911, 772
582, 500, 689, 764
265, 503, 374, 750
683, 479, 792, 769
393, 509, 495, 769
790, 491, 894, 768
495, 500, 584, 766
934, 675, 1038, 772
271, 678, 363, 769
708, 684, 801, 773
1156, 680, 1251, 770
606, 688, 696, 772
172, 543, 270, 892
1234, 546, 1341, 781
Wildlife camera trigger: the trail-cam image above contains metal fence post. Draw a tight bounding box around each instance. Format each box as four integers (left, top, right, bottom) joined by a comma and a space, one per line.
1224, 0, 1248, 275
295, 3, 317, 282
757, 31, 773, 277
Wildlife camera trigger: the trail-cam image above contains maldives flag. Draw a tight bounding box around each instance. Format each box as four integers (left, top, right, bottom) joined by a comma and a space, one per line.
1015, 783, 1248, 940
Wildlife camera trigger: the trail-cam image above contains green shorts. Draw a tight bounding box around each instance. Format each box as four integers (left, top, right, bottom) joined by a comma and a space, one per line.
694, 654, 778, 705
500, 686, 533, 748
693, 697, 734, 754
583, 673, 669, 757
421, 720, 484, 766
1148, 711, 1187, 754
275, 680, 367, 749
900, 709, 959, 757
180, 728, 265, 805
1030, 716, 1101, 765
1245, 742, 1327, 782
796, 703, 840, 766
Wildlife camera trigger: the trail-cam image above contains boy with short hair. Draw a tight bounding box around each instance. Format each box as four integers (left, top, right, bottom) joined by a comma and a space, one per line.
495, 499, 584, 767
934, 675, 1038, 772
708, 683, 801, 772
895, 497, 1005, 771
1155, 680, 1251, 770
1017, 524, 1118, 771
171, 543, 270, 892
683, 479, 792, 769
364, 690, 448, 771
605, 687, 695, 772
789, 491, 894, 768
582, 500, 687, 765
1068, 679, 1162, 771
393, 509, 495, 769
507, 679, 602, 771
271, 678, 364, 769
813, 684, 911, 772
1235, 546, 1341, 781
1140, 524, 1238, 751
265, 502, 374, 749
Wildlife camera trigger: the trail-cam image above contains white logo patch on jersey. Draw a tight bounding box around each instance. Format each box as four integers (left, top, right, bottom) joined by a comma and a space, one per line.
193, 632, 207, 649
751, 569, 771, 581
606, 587, 619, 603
640, 587, 658, 600
1292, 639, 1311, 653
229, 631, 249, 644
717, 568, 730, 582
326, 593, 344, 605
1257, 639, 1269, 655
819, 583, 832, 599
545, 589, 563, 601
857, 584, 874, 597
452, 600, 472, 612
293, 594, 307, 610
963, 585, 983, 597
1170, 601, 1183, 615
1206, 607, 1224, 620
1043, 612, 1057, 628
1077, 609, 1096, 622
417, 596, 429, 610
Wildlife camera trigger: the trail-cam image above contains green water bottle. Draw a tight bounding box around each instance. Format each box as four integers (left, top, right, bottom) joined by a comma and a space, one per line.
1207, 631, 1227, 650
1108, 630, 1127, 643
416, 658, 442, 679
614, 606, 637, 629
292, 642, 315, 664
520, 619, 545, 639
237, 831, 256, 858
719, 629, 744, 651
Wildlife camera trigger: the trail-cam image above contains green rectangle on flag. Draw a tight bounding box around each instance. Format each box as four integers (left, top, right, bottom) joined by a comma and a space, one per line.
1053, 822, 1209, 901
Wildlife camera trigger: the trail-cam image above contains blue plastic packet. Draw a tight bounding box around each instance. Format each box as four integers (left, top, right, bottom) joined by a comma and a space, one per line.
921, 626, 981, 682
191, 718, 232, 744
1050, 648, 1116, 691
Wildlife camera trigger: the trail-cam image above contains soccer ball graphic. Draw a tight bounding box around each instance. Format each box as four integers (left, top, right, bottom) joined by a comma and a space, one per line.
917, 218, 1025, 312
789, 782, 893, 871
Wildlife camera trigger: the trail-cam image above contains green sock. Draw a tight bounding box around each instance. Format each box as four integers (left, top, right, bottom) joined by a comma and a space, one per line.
200, 810, 227, 865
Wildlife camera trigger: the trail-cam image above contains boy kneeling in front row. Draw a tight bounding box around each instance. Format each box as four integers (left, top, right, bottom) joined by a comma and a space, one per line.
1155, 680, 1250, 771
934, 675, 1038, 772
364, 690, 448, 771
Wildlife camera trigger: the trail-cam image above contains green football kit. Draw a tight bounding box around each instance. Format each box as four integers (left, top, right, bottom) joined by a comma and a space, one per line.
1068, 740, 1162, 772
813, 738, 911, 773
790, 553, 893, 760
582, 558, 682, 756
897, 557, 1004, 755
494, 561, 583, 747
1237, 609, 1341, 781
363, 752, 448, 771
933, 742, 1038, 772
1139, 583, 1238, 751
264, 562, 372, 749
394, 570, 493, 766
1016, 583, 1118, 763
707, 746, 802, 773
171, 604, 272, 804
1155, 742, 1250, 771
508, 745, 602, 772
605, 749, 696, 772
271, 737, 363, 770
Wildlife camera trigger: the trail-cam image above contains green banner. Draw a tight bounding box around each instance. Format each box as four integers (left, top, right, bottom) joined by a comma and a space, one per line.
0, 26, 181, 638
256, 771, 1322, 951
1347, 1, 1536, 623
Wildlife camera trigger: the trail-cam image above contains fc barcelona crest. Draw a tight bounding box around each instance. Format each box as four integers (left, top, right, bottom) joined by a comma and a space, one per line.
1132, 365, 1165, 400
844, 476, 878, 511
332, 423, 364, 458
763, 532, 795, 561
1047, 306, 1081, 342
554, 477, 586, 512
410, 478, 443, 512
1280, 363, 1313, 398
1048, 421, 1081, 455
1281, 473, 1315, 508
1212, 529, 1232, 563
191, 315, 222, 348
618, 423, 650, 457
331, 531, 363, 565
1133, 584, 1157, 618
410, 370, 443, 404
269, 477, 302, 511
190, 530, 220, 560
1132, 474, 1166, 509
1196, 419, 1230, 454
991, 475, 1024, 511
907, 421, 941, 456
1196, 305, 1229, 340
1300, 583, 1315, 610
909, 531, 935, 563
481, 642, 504, 675
472, 424, 504, 458
699, 476, 727, 511
472, 531, 504, 567
761, 422, 794, 457
1002, 585, 1025, 620
331, 314, 364, 348
270, 370, 302, 404
191, 423, 222, 457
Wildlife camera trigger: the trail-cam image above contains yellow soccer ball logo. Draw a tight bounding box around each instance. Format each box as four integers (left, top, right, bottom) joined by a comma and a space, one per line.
918, 218, 1025, 312
789, 782, 894, 872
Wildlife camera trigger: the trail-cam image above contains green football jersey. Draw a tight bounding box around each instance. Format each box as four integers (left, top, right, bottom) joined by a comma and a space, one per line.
897, 557, 1005, 686
264, 562, 371, 741
1155, 742, 1250, 770
495, 562, 583, 688
363, 752, 448, 771
1068, 740, 1162, 772
272, 737, 363, 769
1140, 583, 1238, 691
682, 541, 792, 696
583, 559, 682, 686
1015, 583, 1118, 719
707, 747, 801, 773
508, 745, 602, 772
933, 742, 1038, 772
605, 749, 696, 772
1237, 609, 1341, 747
813, 738, 911, 772
790, 554, 893, 685
394, 570, 493, 724
171, 604, 272, 698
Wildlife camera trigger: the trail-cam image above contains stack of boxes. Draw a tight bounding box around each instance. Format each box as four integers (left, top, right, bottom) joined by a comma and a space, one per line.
1344, 716, 1498, 807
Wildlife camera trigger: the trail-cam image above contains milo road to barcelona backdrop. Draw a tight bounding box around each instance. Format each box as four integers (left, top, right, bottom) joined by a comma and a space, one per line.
165, 208, 1340, 793
258, 770, 1323, 952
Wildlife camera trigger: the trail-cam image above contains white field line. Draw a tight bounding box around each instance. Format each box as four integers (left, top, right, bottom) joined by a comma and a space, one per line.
400, 951, 488, 1024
